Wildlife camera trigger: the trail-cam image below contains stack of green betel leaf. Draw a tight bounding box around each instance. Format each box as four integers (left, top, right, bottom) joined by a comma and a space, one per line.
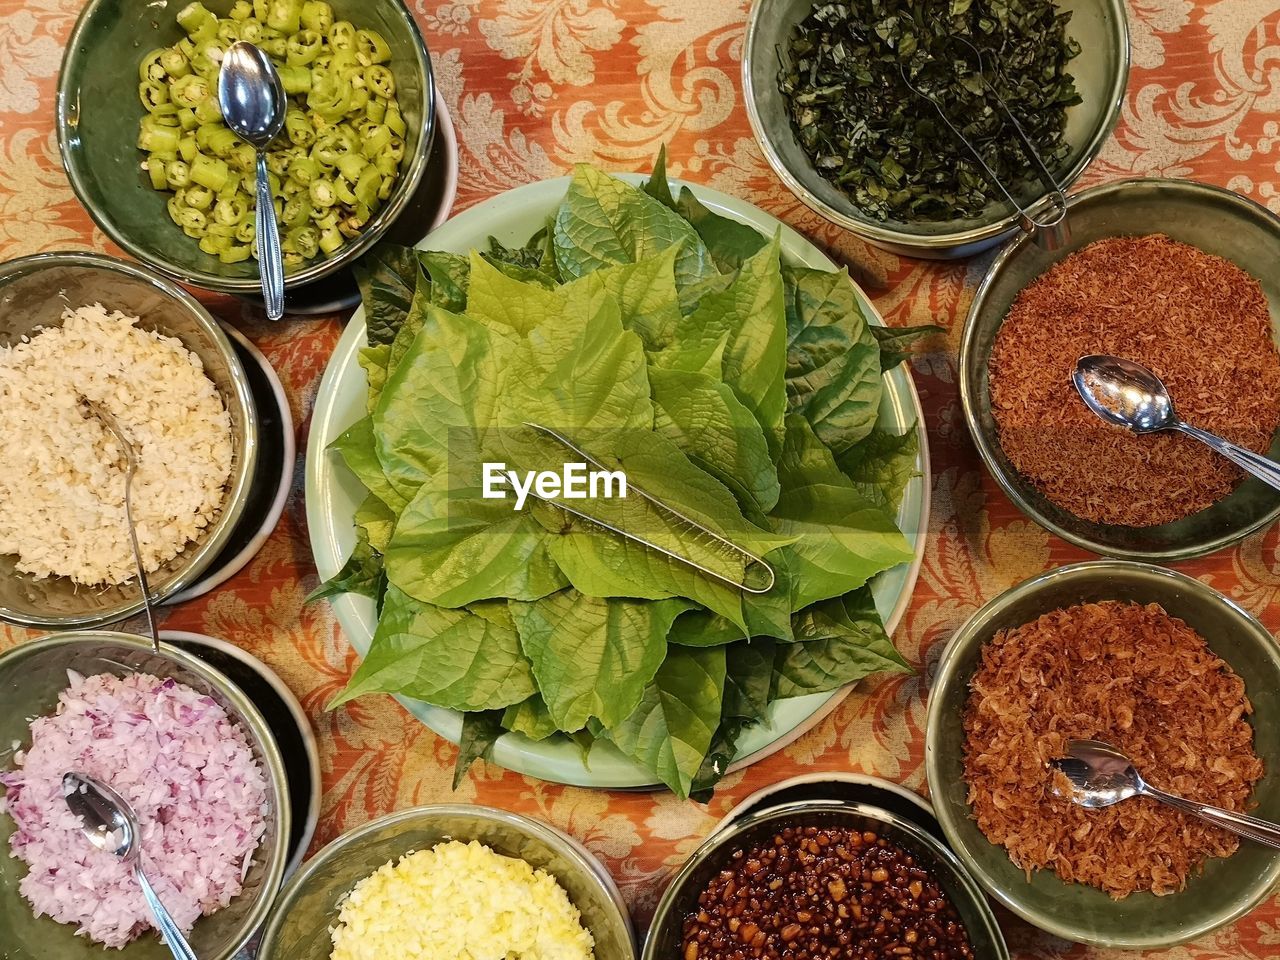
313, 154, 935, 798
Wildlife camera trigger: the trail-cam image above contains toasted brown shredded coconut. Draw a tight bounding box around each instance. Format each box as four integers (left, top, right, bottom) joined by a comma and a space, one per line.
988, 235, 1280, 527
961, 601, 1262, 899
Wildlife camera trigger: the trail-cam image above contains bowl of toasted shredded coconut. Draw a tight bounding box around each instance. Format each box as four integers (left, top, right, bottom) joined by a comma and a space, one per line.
0, 252, 257, 629
961, 179, 1280, 561
256, 805, 635, 960
926, 560, 1280, 949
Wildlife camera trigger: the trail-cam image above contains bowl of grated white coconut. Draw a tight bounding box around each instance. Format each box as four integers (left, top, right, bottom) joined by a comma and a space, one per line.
256, 804, 636, 960
0, 252, 257, 629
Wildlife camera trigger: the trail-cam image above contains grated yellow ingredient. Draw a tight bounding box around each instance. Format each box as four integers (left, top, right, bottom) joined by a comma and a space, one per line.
329, 839, 596, 960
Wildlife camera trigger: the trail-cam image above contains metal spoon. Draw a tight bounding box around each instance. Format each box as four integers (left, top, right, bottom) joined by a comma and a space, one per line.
1050, 739, 1280, 848
1073, 354, 1280, 491
80, 399, 159, 653
63, 772, 199, 960
218, 41, 286, 321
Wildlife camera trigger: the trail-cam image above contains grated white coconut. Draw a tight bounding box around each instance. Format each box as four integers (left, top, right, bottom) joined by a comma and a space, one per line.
329, 840, 596, 960
0, 304, 233, 585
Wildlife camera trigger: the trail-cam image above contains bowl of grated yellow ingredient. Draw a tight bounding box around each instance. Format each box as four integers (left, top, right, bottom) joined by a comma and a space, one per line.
257, 804, 636, 960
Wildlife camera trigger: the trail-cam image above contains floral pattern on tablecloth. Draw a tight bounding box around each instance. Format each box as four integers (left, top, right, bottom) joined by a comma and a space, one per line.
4, 1, 1280, 956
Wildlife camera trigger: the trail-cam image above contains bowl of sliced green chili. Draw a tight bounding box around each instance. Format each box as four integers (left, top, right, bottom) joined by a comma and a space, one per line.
57, 0, 435, 296
744, 0, 1129, 259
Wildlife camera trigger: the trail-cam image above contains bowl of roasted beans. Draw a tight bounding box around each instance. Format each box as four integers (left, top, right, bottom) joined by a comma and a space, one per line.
57, 0, 434, 295
644, 800, 1007, 960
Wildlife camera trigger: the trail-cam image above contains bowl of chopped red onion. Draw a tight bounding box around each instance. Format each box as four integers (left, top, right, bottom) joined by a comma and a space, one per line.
0, 631, 291, 960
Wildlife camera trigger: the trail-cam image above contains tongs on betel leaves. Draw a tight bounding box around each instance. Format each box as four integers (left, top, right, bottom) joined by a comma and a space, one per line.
900, 36, 1069, 250
525, 422, 776, 594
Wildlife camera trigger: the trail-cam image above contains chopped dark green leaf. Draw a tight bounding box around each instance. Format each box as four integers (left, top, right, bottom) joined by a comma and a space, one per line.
778, 0, 1080, 221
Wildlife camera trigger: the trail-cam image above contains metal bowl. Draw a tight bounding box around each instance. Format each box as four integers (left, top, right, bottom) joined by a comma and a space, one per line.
0, 631, 292, 960
57, 0, 434, 297
959, 178, 1280, 561
925, 560, 1280, 948
644, 800, 1008, 960
742, 0, 1129, 259
257, 804, 636, 960
0, 253, 257, 628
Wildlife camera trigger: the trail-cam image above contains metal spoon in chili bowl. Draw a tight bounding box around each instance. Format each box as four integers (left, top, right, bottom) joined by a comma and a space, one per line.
1050, 739, 1280, 849
1072, 354, 1280, 492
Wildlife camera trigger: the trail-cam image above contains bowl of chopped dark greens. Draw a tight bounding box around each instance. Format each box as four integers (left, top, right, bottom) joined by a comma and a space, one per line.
744, 0, 1130, 259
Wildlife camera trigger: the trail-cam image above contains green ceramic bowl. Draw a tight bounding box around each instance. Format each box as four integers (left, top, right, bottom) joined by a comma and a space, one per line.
257, 805, 636, 960
925, 560, 1280, 949
742, 0, 1129, 259
644, 800, 1009, 960
0, 632, 292, 960
0, 252, 257, 630
57, 0, 434, 296
960, 179, 1280, 561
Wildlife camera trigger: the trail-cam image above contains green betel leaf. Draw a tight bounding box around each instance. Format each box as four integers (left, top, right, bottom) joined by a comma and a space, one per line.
872, 324, 944, 371
465, 252, 569, 336
536, 428, 793, 630
307, 526, 383, 604
773, 587, 912, 700
660, 236, 788, 454
724, 638, 776, 719
600, 644, 726, 798
498, 286, 655, 436
676, 185, 769, 273
560, 246, 683, 353
329, 415, 408, 515
838, 424, 920, 513
386, 270, 433, 378
354, 493, 396, 553
358, 344, 391, 414
419, 250, 471, 312
650, 366, 781, 515
640, 145, 678, 209
552, 164, 716, 289
330, 585, 536, 711
374, 306, 518, 501
453, 710, 505, 789
771, 415, 913, 609
783, 265, 882, 454
386, 471, 567, 606
354, 243, 421, 346
502, 693, 561, 741
511, 591, 691, 732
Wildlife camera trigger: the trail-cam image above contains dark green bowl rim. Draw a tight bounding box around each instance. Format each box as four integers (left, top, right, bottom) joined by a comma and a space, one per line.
923, 559, 1280, 948
959, 178, 1280, 561
54, 0, 436, 295
0, 251, 258, 629
0, 630, 292, 960
255, 803, 637, 960
641, 798, 1009, 960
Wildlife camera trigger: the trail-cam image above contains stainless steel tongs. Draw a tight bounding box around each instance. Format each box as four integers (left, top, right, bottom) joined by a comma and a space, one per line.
900, 36, 1069, 250
523, 423, 776, 594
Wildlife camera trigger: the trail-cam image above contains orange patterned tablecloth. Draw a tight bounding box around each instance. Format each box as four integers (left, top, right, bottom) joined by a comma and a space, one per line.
5, 1, 1280, 957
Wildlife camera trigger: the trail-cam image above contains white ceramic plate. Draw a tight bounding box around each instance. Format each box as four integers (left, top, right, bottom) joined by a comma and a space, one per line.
306, 175, 930, 788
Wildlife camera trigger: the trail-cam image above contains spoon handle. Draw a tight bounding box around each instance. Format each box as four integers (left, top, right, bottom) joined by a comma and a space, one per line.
1143, 784, 1280, 849
1175, 422, 1280, 492
255, 152, 285, 321
134, 864, 199, 960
